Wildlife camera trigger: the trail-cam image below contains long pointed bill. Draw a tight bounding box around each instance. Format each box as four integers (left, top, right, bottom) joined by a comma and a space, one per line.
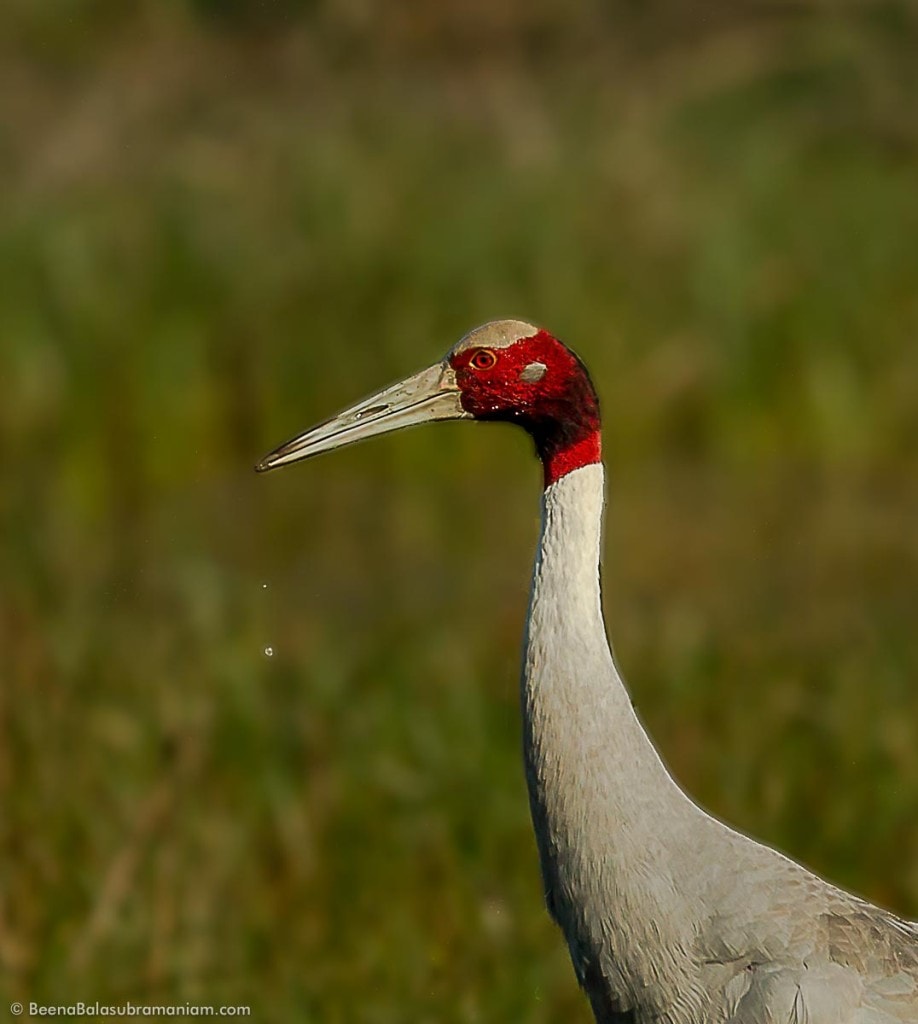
256, 361, 469, 472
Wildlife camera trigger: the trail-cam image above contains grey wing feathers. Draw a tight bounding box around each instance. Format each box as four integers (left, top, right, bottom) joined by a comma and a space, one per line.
720, 906, 918, 1023
825, 908, 918, 1022
687, 825, 918, 1023
828, 906, 918, 975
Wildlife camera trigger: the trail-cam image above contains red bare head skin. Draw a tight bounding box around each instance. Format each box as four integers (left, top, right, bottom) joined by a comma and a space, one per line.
449, 327, 601, 488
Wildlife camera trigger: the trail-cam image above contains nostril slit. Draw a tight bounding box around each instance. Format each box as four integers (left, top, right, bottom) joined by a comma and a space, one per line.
356, 405, 389, 419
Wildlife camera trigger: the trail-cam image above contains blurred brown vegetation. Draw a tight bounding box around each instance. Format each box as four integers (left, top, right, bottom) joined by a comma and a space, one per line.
2, 2, 918, 1021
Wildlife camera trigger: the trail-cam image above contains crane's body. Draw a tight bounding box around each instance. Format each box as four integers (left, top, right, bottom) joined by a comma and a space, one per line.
527, 462, 918, 1022
258, 320, 918, 1022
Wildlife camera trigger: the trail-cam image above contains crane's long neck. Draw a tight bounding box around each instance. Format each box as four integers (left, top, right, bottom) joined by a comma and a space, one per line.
522, 462, 696, 965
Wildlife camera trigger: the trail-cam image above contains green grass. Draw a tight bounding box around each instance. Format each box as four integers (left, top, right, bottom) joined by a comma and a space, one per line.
2, 6, 918, 1020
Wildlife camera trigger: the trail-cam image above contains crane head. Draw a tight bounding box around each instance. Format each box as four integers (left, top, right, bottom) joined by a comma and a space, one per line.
256, 320, 601, 486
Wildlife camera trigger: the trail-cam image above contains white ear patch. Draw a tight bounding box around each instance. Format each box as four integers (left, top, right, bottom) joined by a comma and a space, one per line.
519, 362, 547, 383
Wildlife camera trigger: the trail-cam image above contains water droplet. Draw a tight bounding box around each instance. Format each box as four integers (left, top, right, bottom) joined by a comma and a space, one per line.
264, 646, 274, 657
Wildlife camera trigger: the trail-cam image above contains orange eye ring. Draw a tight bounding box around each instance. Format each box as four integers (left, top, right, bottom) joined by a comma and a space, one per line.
470, 348, 497, 371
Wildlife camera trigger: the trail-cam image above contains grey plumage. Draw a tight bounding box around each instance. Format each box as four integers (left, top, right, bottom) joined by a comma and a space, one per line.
525, 462, 918, 1023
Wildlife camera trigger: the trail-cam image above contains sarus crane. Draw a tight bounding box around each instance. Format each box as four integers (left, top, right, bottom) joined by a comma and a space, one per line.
257, 320, 918, 1023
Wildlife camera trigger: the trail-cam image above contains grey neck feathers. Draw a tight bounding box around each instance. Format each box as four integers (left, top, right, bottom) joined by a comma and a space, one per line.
523, 463, 684, 799
521, 463, 701, 985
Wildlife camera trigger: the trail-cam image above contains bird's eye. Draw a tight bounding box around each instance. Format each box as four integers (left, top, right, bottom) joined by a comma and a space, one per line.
470, 349, 497, 371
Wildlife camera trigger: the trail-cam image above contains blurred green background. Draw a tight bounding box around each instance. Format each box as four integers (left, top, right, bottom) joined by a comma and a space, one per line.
2, 2, 918, 1020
